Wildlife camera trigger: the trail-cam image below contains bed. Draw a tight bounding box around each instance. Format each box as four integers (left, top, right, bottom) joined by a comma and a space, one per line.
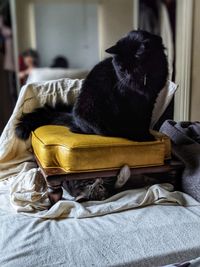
1, 186, 200, 267
1, 79, 200, 267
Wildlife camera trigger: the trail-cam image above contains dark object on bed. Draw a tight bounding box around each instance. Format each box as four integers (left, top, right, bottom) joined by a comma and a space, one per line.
51, 56, 69, 68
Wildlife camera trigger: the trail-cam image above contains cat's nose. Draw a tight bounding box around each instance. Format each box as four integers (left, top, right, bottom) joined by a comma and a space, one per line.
95, 178, 103, 185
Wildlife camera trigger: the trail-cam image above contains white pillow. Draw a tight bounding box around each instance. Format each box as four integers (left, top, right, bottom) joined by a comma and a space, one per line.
151, 80, 178, 128
27, 73, 177, 129
26, 68, 89, 84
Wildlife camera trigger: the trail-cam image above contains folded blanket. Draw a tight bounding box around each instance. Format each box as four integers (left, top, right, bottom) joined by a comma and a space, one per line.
160, 120, 200, 202
0, 79, 198, 218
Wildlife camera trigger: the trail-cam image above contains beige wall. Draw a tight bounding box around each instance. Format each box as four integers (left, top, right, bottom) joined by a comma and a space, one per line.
15, 0, 79, 53
15, 0, 36, 53
99, 0, 133, 59
190, 0, 200, 120
15, 0, 133, 59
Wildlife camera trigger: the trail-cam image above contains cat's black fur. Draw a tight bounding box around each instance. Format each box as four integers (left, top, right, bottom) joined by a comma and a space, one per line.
15, 30, 168, 141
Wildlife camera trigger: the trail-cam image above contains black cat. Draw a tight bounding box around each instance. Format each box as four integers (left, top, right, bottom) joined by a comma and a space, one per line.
15, 30, 168, 141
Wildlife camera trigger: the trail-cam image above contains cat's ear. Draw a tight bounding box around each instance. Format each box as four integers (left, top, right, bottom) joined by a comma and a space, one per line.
115, 165, 131, 189
105, 44, 119, 55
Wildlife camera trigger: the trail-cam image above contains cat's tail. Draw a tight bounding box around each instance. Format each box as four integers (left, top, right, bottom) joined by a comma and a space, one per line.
15, 103, 73, 140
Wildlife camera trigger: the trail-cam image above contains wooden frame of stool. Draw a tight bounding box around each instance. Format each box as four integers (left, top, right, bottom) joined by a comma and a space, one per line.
35, 157, 184, 206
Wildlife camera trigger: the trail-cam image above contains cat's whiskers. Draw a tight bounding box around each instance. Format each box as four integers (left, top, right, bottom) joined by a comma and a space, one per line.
117, 75, 130, 91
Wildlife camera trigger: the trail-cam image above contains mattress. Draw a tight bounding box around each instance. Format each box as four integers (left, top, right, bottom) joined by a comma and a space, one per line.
1, 203, 200, 267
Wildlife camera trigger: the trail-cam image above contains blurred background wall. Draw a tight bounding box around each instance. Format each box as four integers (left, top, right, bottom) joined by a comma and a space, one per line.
35, 2, 99, 68
98, 0, 133, 59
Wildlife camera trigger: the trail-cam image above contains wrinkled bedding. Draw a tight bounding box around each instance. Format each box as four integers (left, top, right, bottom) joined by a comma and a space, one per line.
1, 196, 200, 267
1, 175, 200, 266
0, 79, 81, 212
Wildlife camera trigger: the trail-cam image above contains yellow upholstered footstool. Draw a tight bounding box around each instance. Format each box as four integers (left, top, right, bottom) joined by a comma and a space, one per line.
31, 126, 182, 204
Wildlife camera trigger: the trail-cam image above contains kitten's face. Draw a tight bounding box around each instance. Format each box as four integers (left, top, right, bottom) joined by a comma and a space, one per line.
66, 171, 131, 202
105, 30, 168, 93
67, 178, 116, 202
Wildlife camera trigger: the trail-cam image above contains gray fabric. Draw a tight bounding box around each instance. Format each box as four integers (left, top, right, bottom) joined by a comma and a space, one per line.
1, 204, 200, 267
164, 256, 200, 267
160, 120, 200, 202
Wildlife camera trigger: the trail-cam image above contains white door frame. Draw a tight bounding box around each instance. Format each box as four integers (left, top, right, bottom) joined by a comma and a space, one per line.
133, 0, 193, 121
174, 0, 193, 121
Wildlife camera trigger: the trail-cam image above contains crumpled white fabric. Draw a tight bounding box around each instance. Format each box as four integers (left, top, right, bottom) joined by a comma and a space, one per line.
0, 78, 82, 212
150, 80, 177, 128
0, 78, 196, 219
21, 183, 200, 219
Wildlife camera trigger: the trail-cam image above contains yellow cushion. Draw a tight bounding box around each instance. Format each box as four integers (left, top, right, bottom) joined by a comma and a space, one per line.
31, 125, 171, 174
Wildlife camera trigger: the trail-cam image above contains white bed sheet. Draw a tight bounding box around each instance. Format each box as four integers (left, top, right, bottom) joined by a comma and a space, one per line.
1, 204, 200, 267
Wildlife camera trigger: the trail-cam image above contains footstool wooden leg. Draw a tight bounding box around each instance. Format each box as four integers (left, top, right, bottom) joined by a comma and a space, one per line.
47, 182, 63, 205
